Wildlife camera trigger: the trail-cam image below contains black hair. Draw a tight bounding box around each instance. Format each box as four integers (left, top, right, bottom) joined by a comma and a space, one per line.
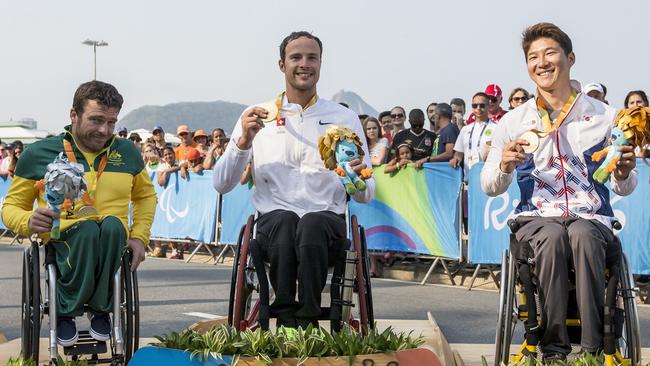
72, 80, 123, 116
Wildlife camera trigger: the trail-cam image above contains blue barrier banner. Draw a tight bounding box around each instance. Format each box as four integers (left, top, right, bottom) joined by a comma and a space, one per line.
151, 171, 218, 242
0, 176, 11, 230
468, 161, 650, 274
220, 182, 255, 244
350, 163, 462, 258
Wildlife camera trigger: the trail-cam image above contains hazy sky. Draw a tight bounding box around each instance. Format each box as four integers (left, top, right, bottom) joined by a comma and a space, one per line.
1, 0, 649, 133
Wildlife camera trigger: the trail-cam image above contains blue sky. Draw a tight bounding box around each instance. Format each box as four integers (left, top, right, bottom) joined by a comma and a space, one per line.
1, 0, 648, 132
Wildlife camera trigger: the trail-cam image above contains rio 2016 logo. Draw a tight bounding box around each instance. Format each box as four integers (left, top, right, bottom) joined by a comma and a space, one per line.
484, 193, 520, 231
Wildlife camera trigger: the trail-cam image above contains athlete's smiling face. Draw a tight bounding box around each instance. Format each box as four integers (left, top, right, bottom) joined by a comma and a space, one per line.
279, 37, 321, 95
526, 37, 574, 93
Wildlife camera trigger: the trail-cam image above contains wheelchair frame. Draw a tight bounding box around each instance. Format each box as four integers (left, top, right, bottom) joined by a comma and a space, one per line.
494, 220, 642, 366
21, 240, 140, 365
227, 213, 374, 333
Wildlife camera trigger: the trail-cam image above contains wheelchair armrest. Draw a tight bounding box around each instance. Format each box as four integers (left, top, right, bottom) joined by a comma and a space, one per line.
507, 219, 521, 234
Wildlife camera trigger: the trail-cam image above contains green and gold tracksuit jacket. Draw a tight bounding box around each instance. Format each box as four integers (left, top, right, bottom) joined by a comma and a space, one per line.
1, 125, 157, 244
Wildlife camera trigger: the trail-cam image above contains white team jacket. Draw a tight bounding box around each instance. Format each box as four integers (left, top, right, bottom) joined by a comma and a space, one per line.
480, 94, 637, 227
213, 96, 375, 217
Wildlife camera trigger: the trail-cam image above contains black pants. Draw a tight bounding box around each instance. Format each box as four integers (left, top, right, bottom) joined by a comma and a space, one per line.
255, 209, 346, 328
515, 216, 614, 355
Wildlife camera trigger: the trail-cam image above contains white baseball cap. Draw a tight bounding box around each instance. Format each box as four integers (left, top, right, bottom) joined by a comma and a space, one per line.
583, 82, 604, 95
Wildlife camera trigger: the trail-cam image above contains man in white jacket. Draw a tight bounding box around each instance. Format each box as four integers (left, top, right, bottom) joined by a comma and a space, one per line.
480, 23, 637, 361
213, 31, 374, 329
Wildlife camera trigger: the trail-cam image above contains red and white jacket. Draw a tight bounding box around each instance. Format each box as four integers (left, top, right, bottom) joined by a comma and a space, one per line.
480, 94, 637, 228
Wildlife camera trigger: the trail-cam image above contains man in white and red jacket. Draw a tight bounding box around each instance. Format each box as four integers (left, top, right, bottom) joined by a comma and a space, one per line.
481, 23, 637, 361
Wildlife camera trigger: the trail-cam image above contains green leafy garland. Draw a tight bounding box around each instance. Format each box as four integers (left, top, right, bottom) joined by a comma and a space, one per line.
152, 324, 425, 365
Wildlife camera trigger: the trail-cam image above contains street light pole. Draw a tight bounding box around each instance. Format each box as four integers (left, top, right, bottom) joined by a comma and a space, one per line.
82, 39, 109, 80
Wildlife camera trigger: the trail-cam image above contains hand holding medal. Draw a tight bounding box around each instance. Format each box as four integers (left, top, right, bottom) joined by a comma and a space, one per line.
43, 153, 88, 239
236, 100, 279, 150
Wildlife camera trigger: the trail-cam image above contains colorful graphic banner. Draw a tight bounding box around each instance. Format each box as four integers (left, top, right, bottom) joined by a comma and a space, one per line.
150, 172, 218, 242
220, 182, 256, 244
467, 161, 650, 274
350, 163, 462, 258
0, 176, 10, 230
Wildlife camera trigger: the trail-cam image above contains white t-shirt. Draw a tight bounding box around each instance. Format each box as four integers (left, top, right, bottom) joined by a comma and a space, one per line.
213, 96, 375, 217
453, 119, 497, 177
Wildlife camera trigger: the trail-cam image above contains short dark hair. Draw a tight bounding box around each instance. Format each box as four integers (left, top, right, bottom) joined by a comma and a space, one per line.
473, 92, 489, 101
408, 108, 425, 123
521, 22, 573, 59
72, 80, 123, 116
279, 31, 323, 61
435, 103, 453, 119
426, 102, 438, 111
450, 98, 465, 109
211, 128, 225, 136
378, 111, 391, 121
624, 90, 649, 107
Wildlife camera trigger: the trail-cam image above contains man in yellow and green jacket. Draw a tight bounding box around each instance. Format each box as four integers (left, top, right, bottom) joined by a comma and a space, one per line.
1, 81, 157, 346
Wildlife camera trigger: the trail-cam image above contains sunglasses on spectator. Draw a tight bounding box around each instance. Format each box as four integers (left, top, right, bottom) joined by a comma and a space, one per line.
391, 113, 405, 119
512, 97, 528, 102
472, 103, 486, 109
488, 96, 498, 103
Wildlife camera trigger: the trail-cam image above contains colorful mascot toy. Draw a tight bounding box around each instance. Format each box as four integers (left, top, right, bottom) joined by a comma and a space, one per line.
592, 106, 650, 183
318, 125, 373, 195
39, 153, 88, 239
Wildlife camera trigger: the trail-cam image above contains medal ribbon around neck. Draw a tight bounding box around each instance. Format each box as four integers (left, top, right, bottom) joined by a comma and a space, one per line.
535, 90, 577, 136
63, 139, 107, 205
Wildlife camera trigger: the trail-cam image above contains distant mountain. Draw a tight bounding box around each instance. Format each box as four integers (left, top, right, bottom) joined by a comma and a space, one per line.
119, 100, 247, 134
119, 90, 379, 133
330, 90, 379, 117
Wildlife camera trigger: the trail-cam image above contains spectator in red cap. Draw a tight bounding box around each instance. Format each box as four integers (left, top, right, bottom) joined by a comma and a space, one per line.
186, 147, 204, 174
485, 83, 507, 121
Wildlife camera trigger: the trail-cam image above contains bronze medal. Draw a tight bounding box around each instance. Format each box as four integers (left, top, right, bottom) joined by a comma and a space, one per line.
77, 205, 98, 218
520, 130, 540, 154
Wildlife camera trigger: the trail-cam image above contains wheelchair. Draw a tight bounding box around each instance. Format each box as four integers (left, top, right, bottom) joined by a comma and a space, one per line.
21, 239, 139, 365
494, 220, 642, 366
228, 213, 374, 333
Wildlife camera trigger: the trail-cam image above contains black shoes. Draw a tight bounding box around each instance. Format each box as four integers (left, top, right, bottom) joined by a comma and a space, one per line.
89, 312, 111, 342
542, 352, 567, 364
56, 316, 79, 347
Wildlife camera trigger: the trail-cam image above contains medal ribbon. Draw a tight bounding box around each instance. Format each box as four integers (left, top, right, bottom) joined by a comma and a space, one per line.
274, 91, 318, 122
536, 90, 577, 135
63, 139, 107, 205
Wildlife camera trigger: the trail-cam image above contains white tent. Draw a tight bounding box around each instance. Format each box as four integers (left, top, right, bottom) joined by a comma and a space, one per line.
0, 126, 50, 144
130, 128, 181, 145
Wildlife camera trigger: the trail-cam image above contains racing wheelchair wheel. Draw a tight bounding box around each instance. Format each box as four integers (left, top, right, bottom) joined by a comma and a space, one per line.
228, 215, 256, 329
21, 241, 41, 363
618, 254, 641, 364
351, 215, 374, 331
494, 249, 516, 366
116, 250, 140, 364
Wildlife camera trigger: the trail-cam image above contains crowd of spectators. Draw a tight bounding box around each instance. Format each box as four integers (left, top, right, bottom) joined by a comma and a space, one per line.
113, 83, 649, 261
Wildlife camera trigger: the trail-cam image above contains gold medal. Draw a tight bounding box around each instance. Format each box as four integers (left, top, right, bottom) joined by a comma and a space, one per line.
77, 205, 98, 218
257, 102, 278, 123
520, 130, 540, 153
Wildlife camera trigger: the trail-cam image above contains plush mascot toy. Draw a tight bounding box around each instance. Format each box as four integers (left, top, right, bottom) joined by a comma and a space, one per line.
35, 153, 88, 239
318, 125, 373, 195
592, 106, 650, 183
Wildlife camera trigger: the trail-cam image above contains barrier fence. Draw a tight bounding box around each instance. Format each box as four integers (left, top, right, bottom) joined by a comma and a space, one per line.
0, 162, 648, 274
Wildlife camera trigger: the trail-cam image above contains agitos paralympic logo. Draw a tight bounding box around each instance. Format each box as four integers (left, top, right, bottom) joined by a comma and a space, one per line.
158, 183, 189, 223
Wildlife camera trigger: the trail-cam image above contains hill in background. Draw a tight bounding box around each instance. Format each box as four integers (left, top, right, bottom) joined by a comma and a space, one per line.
118, 90, 377, 134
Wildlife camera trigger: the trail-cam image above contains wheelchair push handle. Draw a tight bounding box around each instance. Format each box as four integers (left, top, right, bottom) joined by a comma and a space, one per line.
507, 219, 520, 234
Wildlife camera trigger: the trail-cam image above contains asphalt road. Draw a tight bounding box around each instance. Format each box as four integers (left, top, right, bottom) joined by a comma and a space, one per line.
1, 243, 649, 345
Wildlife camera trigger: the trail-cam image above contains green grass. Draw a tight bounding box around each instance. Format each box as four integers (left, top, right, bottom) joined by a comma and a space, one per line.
4, 356, 89, 366
481, 353, 650, 366
152, 324, 425, 365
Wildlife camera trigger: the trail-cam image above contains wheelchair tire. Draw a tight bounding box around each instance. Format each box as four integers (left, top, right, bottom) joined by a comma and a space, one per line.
619, 254, 641, 364
494, 249, 515, 366
358, 223, 374, 328
119, 251, 139, 364
351, 216, 370, 332
231, 215, 255, 329
21, 242, 41, 363
227, 222, 248, 325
